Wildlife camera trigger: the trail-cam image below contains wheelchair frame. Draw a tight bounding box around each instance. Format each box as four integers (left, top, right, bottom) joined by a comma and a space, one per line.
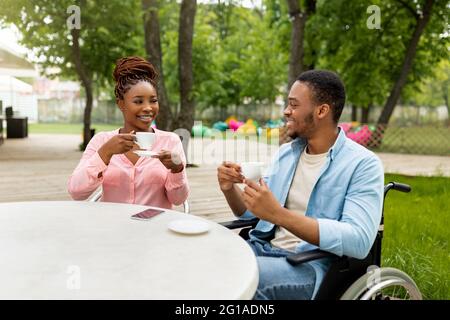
220, 181, 418, 300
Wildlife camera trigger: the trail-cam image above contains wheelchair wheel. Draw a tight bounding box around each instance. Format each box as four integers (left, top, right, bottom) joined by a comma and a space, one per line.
340, 267, 422, 300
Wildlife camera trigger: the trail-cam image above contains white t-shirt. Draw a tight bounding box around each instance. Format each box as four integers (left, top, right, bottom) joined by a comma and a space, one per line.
270, 147, 328, 251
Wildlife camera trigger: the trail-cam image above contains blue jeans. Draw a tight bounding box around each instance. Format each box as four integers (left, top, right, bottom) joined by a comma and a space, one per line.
247, 239, 316, 300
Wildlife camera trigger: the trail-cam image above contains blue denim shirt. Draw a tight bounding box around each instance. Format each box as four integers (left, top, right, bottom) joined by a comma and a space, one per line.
239, 127, 384, 298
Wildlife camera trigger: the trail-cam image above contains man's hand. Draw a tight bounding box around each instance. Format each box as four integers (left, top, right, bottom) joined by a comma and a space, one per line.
152, 149, 184, 173
242, 178, 281, 224
243, 178, 320, 245
217, 161, 245, 192
98, 131, 138, 164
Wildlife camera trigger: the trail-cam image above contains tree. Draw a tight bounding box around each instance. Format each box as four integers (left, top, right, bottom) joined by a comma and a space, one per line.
162, 1, 287, 121
142, 0, 173, 131
0, 0, 142, 149
310, 0, 448, 135
70, 3, 93, 148
176, 0, 197, 131
286, 0, 316, 89
377, 0, 435, 126
310, 0, 394, 122
142, 0, 198, 133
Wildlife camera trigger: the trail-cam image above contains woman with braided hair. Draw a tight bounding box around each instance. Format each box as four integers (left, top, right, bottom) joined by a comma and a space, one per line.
68, 56, 189, 208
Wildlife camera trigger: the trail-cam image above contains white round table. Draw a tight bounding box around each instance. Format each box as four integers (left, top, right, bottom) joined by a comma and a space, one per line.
0, 201, 258, 299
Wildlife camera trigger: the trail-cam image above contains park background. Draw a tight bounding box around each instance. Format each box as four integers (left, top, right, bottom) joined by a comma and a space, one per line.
0, 0, 449, 299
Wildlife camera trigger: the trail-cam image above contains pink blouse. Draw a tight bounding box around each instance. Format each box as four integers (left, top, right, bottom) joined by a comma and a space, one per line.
68, 128, 189, 209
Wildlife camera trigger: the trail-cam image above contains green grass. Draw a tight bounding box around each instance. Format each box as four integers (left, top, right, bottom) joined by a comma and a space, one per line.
383, 174, 450, 300
29, 123, 121, 135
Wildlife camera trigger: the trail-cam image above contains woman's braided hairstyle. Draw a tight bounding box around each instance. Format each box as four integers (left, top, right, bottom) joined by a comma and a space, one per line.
113, 56, 158, 100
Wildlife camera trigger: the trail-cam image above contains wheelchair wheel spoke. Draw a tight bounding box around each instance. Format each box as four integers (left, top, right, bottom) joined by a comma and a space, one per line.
403, 289, 409, 300
392, 286, 398, 298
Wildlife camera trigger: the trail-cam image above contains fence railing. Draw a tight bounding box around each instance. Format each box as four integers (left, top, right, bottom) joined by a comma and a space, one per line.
279, 125, 450, 156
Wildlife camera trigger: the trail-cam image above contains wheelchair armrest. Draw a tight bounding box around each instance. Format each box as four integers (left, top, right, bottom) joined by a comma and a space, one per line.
219, 218, 259, 230
286, 249, 338, 266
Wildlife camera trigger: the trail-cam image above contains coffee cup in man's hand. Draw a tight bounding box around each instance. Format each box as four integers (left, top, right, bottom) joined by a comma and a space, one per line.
241, 162, 265, 181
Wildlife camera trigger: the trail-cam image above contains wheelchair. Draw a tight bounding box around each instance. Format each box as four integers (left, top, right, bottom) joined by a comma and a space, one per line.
220, 182, 423, 300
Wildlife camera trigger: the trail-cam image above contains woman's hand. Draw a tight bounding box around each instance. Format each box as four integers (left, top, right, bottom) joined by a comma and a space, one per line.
98, 131, 138, 164
217, 161, 244, 192
152, 149, 184, 173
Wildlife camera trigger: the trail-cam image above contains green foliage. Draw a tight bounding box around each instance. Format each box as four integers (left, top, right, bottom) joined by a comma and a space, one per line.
0, 0, 143, 88
1, 0, 448, 121
401, 0, 450, 103
310, 0, 449, 109
158, 1, 288, 114
403, 60, 450, 108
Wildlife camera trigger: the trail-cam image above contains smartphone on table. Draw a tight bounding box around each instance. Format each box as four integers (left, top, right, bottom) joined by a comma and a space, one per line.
131, 208, 165, 220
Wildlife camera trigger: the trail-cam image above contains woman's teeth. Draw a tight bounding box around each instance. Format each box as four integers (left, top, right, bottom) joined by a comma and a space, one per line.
137, 115, 153, 121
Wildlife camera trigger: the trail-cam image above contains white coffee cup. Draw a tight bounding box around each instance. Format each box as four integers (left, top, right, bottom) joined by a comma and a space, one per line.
241, 162, 265, 181
136, 132, 155, 150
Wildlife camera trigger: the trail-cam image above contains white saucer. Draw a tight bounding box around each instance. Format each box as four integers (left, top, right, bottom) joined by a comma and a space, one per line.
168, 219, 210, 235
133, 150, 158, 157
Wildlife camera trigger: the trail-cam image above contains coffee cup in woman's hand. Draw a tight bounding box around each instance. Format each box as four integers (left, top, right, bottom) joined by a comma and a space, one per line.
136, 132, 155, 150
98, 130, 138, 164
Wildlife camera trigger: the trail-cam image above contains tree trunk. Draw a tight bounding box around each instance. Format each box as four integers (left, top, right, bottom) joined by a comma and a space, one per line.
286, 0, 316, 89
70, 28, 93, 150
361, 104, 372, 124
304, 0, 316, 70
351, 105, 358, 122
377, 0, 434, 125
142, 0, 173, 131
373, 0, 434, 146
175, 0, 197, 132
443, 86, 449, 126
287, 0, 306, 90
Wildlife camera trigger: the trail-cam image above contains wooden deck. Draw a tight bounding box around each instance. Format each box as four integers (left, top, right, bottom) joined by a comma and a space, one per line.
0, 134, 277, 222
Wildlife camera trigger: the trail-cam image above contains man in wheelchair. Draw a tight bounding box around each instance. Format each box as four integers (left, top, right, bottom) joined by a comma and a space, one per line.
217, 70, 384, 300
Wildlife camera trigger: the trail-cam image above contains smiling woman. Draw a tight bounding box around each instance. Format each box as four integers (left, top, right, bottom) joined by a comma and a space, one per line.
67, 56, 190, 209
113, 56, 159, 132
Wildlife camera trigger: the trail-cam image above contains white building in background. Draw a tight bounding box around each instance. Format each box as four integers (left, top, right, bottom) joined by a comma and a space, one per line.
0, 46, 38, 122
0, 75, 38, 121
33, 77, 81, 122
0, 43, 83, 123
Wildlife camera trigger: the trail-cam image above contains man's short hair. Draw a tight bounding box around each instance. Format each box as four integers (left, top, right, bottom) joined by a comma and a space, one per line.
297, 70, 346, 123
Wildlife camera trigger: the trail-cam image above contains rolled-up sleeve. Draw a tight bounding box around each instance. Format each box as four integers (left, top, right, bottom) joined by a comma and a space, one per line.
67, 135, 108, 200
164, 136, 190, 206
318, 155, 384, 259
